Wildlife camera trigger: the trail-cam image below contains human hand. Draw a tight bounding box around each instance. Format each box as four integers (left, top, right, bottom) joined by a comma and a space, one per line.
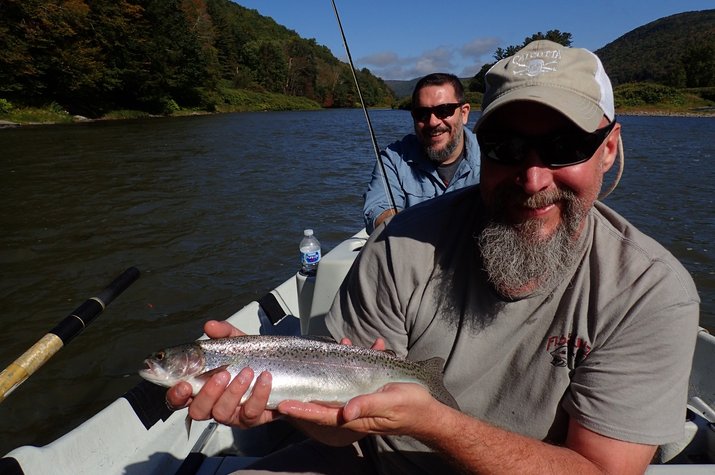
277, 382, 439, 438
338, 336, 387, 352
165, 320, 244, 411
276, 336, 436, 437
189, 367, 281, 428
203, 319, 245, 338
165, 320, 280, 429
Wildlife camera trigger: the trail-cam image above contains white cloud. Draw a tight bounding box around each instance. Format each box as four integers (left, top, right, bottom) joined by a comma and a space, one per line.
460, 37, 501, 59
358, 46, 457, 80
359, 51, 400, 67
356, 37, 502, 80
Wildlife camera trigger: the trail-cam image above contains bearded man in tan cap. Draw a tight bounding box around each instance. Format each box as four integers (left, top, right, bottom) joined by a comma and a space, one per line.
168, 41, 700, 475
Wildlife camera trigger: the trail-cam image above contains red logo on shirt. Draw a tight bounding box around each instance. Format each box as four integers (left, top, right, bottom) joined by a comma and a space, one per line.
546, 334, 591, 368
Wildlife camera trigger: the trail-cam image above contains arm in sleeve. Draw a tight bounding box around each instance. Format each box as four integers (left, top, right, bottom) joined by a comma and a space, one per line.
363, 149, 405, 233
564, 290, 699, 445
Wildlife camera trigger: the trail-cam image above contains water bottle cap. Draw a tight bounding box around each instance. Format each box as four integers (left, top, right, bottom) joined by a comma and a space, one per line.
304, 229, 313, 236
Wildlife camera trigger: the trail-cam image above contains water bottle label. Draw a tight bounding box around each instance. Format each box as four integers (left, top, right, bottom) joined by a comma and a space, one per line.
301, 250, 321, 265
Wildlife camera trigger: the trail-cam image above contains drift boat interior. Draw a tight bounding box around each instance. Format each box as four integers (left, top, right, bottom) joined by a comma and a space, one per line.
2, 230, 714, 475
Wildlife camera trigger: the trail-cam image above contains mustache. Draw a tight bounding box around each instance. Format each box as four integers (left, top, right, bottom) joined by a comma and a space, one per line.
427, 126, 449, 135
521, 188, 576, 208
491, 187, 577, 211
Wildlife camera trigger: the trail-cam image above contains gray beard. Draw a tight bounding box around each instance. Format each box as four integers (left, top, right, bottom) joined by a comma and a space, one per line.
477, 189, 588, 299
425, 125, 462, 164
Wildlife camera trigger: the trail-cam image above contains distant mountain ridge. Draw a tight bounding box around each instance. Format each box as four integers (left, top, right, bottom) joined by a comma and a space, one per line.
384, 79, 418, 99
384, 9, 715, 98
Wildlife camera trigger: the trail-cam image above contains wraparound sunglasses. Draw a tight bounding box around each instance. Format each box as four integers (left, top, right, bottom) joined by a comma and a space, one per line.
477, 119, 617, 167
411, 102, 464, 122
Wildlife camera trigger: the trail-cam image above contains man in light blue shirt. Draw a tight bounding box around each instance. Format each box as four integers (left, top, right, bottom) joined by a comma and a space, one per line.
363, 73, 480, 233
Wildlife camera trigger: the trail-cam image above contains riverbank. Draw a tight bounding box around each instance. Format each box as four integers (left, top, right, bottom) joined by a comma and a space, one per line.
0, 86, 325, 128
618, 107, 715, 118
3, 107, 714, 129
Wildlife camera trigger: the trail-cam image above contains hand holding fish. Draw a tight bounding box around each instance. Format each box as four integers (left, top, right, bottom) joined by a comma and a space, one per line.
149, 321, 457, 437
164, 320, 282, 429
277, 381, 450, 441
161, 321, 392, 430
164, 319, 240, 410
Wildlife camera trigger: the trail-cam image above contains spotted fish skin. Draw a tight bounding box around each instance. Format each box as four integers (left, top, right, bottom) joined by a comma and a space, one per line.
139, 335, 459, 410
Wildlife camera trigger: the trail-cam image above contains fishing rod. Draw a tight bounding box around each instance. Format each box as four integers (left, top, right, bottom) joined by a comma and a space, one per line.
0, 266, 140, 403
330, 0, 398, 214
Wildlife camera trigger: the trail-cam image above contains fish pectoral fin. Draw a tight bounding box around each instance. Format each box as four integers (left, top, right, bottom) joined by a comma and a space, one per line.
185, 415, 193, 439
196, 365, 231, 381
307, 399, 345, 408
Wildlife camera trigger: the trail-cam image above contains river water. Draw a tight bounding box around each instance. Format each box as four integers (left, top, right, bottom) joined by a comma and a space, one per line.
1, 110, 713, 455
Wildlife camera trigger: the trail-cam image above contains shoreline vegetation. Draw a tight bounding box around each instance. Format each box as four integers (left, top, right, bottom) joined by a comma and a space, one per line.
1, 82, 714, 128
1, 104, 713, 129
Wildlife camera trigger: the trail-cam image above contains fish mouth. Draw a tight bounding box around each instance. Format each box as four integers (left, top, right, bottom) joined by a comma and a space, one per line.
138, 359, 165, 382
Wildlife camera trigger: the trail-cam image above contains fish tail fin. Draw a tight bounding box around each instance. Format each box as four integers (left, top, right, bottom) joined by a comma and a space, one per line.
418, 357, 460, 411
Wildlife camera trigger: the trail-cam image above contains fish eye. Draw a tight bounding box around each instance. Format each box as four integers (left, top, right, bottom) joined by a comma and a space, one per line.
155, 351, 165, 360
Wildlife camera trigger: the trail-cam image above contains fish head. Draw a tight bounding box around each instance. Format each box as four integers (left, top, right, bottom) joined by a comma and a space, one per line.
138, 344, 206, 388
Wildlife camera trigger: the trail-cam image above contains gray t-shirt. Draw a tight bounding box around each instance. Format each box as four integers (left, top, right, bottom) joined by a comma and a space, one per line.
326, 185, 700, 474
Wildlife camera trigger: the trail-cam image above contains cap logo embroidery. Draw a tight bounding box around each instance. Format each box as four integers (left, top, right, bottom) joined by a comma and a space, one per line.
512, 49, 561, 77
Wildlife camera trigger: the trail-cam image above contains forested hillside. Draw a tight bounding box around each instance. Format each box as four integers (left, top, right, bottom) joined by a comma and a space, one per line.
596, 10, 715, 87
0, 0, 395, 117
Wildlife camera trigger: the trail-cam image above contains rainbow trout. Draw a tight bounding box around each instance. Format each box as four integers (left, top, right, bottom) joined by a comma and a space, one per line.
139, 335, 459, 410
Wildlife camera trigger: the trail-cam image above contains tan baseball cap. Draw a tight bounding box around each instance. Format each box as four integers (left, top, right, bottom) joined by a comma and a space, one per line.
477, 40, 614, 132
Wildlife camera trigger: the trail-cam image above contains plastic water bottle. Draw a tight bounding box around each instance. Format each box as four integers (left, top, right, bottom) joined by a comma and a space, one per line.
299, 229, 321, 276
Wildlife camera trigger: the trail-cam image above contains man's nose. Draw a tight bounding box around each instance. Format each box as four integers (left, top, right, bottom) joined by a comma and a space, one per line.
515, 151, 554, 195
427, 112, 443, 127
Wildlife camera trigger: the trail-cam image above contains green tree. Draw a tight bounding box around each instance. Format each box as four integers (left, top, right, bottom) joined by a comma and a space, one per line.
0, 0, 395, 115
241, 40, 289, 93
137, 0, 219, 112
0, 0, 105, 112
285, 38, 317, 98
206, 0, 249, 84
0, 0, 34, 98
682, 45, 715, 87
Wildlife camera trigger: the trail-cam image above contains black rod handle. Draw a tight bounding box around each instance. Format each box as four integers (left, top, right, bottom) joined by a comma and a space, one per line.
0, 267, 140, 403
50, 266, 140, 344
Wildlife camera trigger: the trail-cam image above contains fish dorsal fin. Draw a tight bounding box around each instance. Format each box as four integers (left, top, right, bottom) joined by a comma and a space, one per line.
299, 335, 338, 344
418, 357, 446, 374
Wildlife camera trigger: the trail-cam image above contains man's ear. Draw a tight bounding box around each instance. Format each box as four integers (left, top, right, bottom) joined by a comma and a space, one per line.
461, 103, 471, 125
601, 123, 621, 173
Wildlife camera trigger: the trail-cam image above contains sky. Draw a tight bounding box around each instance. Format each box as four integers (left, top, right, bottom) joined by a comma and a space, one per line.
234, 1, 714, 80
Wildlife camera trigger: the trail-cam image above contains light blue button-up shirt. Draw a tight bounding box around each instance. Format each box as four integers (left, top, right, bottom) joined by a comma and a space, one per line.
363, 130, 481, 233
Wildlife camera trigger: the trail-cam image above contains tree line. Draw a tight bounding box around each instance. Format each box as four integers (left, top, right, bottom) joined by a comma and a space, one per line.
0, 0, 395, 117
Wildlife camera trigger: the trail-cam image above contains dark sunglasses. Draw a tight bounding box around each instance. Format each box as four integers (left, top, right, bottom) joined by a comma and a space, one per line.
477, 120, 617, 167
411, 102, 464, 122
